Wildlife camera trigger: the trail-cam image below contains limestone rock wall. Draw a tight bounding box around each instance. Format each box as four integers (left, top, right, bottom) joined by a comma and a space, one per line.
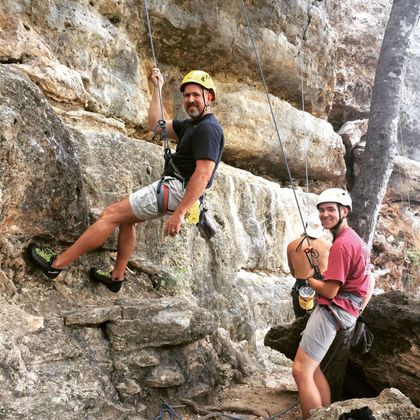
0, 0, 419, 417
327, 0, 392, 128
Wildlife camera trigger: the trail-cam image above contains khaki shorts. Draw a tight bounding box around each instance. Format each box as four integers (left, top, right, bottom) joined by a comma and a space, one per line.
129, 177, 185, 221
299, 305, 337, 363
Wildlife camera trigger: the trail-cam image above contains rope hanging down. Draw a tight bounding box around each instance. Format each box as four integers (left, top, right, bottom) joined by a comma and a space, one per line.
240, 0, 320, 273
143, 0, 172, 162
144, 0, 164, 122
143, 0, 185, 183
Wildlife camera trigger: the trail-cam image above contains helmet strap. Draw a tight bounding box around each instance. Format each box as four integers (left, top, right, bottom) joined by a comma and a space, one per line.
330, 203, 345, 241
193, 87, 210, 120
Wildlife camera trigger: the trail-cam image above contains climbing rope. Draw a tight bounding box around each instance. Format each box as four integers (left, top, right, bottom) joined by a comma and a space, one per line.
143, 0, 185, 183
240, 0, 319, 272
144, 0, 164, 122
299, 0, 311, 222
154, 403, 183, 420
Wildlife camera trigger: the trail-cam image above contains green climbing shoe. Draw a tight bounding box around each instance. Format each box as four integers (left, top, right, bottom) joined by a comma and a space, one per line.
28, 243, 62, 279
89, 267, 123, 293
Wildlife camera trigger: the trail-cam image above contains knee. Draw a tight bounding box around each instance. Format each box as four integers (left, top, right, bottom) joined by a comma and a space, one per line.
292, 360, 304, 382
100, 203, 120, 222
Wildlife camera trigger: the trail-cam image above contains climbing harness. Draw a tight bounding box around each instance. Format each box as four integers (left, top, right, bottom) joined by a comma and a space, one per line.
144, 1, 212, 228
156, 178, 171, 214
144, 0, 190, 217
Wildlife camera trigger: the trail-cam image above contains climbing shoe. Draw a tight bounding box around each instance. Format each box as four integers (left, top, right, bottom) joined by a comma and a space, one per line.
28, 243, 62, 279
89, 267, 123, 293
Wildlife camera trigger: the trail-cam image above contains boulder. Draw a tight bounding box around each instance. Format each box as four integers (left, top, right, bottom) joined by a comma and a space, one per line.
215, 84, 346, 184
0, 2, 149, 124
310, 388, 420, 420
347, 292, 420, 406
106, 297, 216, 351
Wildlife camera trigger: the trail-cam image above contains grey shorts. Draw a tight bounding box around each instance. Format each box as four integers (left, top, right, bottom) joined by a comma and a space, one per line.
129, 177, 185, 221
299, 305, 337, 363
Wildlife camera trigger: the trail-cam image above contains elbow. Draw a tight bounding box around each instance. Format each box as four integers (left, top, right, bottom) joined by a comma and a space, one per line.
195, 169, 213, 184
322, 287, 340, 300
323, 291, 337, 300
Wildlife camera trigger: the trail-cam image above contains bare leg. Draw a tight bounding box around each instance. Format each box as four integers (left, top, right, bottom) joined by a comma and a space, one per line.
292, 346, 323, 419
314, 366, 331, 406
52, 198, 139, 269
112, 222, 137, 280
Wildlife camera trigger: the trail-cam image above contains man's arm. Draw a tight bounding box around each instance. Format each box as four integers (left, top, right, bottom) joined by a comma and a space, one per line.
307, 276, 341, 299
164, 159, 215, 236
147, 67, 177, 140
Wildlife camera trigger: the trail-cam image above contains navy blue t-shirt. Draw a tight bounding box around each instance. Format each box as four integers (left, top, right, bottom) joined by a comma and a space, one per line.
167, 113, 224, 188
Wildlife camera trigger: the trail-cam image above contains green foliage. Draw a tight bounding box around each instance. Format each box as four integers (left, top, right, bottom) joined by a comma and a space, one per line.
150, 266, 189, 293
406, 248, 420, 268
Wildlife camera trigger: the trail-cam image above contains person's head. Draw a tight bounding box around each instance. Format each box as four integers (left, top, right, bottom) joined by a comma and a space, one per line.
305, 212, 324, 239
316, 188, 352, 231
180, 70, 216, 119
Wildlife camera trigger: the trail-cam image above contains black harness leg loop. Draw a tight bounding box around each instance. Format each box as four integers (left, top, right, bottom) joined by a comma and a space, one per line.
156, 178, 169, 214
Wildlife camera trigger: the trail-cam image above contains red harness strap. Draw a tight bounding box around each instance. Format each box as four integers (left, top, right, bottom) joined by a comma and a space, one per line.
162, 183, 169, 213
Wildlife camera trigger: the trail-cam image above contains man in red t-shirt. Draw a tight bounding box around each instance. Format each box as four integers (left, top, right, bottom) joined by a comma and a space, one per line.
292, 188, 374, 419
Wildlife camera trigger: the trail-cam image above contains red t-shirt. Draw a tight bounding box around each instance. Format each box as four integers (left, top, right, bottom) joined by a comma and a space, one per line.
317, 227, 370, 317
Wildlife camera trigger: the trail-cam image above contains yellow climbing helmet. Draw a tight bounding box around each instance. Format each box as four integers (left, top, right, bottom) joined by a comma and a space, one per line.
180, 70, 216, 100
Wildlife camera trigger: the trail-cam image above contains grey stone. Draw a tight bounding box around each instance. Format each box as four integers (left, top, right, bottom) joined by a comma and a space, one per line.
144, 367, 185, 388
310, 388, 420, 420
64, 306, 122, 326
107, 298, 216, 351
0, 65, 88, 239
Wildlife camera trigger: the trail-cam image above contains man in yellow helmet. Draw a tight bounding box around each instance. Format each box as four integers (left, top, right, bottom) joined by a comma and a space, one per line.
27, 68, 224, 293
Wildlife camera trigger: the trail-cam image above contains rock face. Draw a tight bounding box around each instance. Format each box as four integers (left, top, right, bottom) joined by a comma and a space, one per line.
0, 65, 88, 239
400, 22, 420, 162
216, 85, 346, 184
0, 0, 419, 417
328, 0, 392, 128
310, 388, 420, 420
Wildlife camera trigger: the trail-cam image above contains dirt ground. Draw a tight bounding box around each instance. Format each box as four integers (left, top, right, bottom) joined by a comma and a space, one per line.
172, 367, 302, 420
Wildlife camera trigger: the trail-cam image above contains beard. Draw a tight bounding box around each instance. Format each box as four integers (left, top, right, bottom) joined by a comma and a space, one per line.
186, 104, 204, 118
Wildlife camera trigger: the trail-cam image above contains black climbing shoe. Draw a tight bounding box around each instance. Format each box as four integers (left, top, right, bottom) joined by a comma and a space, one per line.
27, 243, 62, 279
89, 267, 123, 293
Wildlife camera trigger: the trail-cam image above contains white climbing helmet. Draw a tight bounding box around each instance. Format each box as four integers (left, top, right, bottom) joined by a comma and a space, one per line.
305, 212, 323, 239
316, 188, 352, 211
